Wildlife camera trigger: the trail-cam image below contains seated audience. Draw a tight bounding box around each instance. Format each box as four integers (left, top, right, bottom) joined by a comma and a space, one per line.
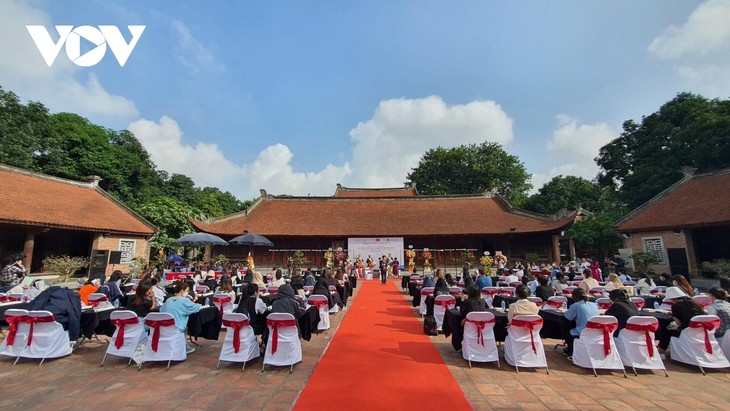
535, 275, 554, 301
604, 289, 639, 335
270, 269, 286, 287
706, 287, 730, 340
635, 273, 655, 295
78, 278, 100, 305
552, 273, 569, 295
475, 268, 493, 288
312, 277, 335, 309
460, 284, 487, 327
215, 276, 236, 301
655, 272, 672, 287
507, 285, 540, 323
563, 287, 599, 356
159, 280, 201, 353
150, 277, 166, 306
578, 269, 599, 293
672, 274, 695, 297
657, 286, 705, 359
128, 281, 159, 317
236, 283, 268, 335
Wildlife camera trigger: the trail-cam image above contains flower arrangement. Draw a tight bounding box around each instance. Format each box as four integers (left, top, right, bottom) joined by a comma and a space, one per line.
480, 255, 493, 267
324, 250, 335, 269
422, 250, 432, 269
494, 254, 508, 265
366, 256, 375, 268
246, 253, 255, 269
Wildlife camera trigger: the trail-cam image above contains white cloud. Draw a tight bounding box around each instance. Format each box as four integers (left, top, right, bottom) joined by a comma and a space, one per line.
676, 65, 730, 97
530, 115, 617, 190
348, 96, 514, 187
170, 19, 225, 73
0, 0, 138, 119
128, 116, 350, 199
648, 0, 730, 59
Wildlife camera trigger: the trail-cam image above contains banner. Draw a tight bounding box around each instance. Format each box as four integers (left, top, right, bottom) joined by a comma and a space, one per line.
348, 237, 404, 267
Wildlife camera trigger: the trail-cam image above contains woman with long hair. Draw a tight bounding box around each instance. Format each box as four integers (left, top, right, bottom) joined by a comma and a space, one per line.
706, 287, 730, 340
159, 280, 201, 353
128, 281, 159, 317
672, 275, 695, 297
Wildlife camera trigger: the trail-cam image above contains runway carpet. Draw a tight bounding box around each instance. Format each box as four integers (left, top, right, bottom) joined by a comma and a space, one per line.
294, 279, 471, 410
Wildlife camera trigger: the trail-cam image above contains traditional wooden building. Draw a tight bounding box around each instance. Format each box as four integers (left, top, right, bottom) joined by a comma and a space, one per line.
0, 164, 157, 277
192, 185, 578, 269
615, 167, 730, 278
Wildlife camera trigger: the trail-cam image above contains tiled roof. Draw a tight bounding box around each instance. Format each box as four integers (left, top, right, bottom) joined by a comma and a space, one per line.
192, 193, 575, 237
616, 168, 730, 232
0, 164, 156, 236
334, 185, 417, 197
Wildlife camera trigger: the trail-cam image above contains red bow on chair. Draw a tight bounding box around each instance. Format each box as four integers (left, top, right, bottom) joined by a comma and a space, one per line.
465, 318, 495, 346
586, 321, 618, 356
625, 322, 659, 357
5, 314, 28, 345
266, 318, 296, 354
24, 315, 55, 347
546, 300, 563, 309
436, 299, 455, 309
90, 297, 108, 307
145, 318, 176, 352
213, 296, 232, 316
309, 300, 329, 310
223, 319, 250, 353
111, 317, 139, 349
511, 318, 543, 354
689, 319, 721, 354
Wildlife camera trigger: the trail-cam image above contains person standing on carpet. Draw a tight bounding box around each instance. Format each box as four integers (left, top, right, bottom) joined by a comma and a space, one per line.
379, 255, 387, 285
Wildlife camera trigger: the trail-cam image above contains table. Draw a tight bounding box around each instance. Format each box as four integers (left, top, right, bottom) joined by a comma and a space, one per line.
442, 308, 509, 351
188, 306, 222, 340
80, 306, 120, 339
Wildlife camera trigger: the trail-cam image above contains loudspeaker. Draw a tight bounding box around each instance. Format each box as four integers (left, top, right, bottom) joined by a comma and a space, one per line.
109, 251, 122, 265
90, 250, 109, 268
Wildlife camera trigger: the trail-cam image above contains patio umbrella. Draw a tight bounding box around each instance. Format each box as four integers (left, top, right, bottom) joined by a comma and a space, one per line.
166, 254, 184, 264
227, 233, 274, 247
171, 232, 228, 246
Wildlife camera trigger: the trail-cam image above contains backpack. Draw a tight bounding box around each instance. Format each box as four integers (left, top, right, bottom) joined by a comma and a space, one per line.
423, 315, 438, 336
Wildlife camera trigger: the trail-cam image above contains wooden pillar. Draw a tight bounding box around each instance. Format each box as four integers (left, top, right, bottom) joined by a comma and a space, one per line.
23, 230, 36, 270
569, 238, 576, 261
551, 235, 560, 263
204, 245, 212, 263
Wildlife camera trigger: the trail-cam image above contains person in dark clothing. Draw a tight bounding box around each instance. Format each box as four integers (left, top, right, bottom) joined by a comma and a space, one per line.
128, 281, 159, 318
655, 272, 672, 287
271, 284, 306, 318
604, 289, 639, 336
534, 275, 554, 301
379, 256, 388, 284
303, 270, 316, 287
434, 277, 450, 296
462, 267, 475, 289
203, 275, 218, 292
97, 270, 123, 304
289, 269, 304, 293
422, 274, 435, 288
657, 286, 705, 357
324, 271, 344, 308
312, 277, 335, 309
460, 285, 487, 327
243, 268, 254, 284
236, 283, 267, 335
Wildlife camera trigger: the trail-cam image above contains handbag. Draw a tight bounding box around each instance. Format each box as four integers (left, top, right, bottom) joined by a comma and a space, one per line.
423, 315, 438, 336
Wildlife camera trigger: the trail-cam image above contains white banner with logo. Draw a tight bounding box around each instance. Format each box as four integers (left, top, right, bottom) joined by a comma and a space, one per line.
347, 237, 404, 267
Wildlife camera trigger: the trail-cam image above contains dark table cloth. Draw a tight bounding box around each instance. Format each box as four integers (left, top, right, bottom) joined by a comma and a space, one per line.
80, 307, 120, 339
442, 308, 509, 351
188, 306, 222, 340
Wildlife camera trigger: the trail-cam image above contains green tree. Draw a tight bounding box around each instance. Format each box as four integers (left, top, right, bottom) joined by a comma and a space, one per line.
596, 92, 730, 209
522, 175, 611, 215
136, 197, 197, 251
567, 213, 624, 262
0, 86, 54, 170
406, 141, 531, 204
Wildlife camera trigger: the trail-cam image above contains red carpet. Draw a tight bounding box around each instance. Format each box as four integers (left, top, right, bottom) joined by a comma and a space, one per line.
294, 279, 471, 410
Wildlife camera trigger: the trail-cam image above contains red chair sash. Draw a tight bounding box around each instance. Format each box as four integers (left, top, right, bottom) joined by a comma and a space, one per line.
481, 289, 499, 296
435, 300, 455, 308
510, 318, 543, 353
546, 300, 563, 309
586, 321, 618, 356
213, 296, 233, 316
266, 319, 297, 354
309, 300, 329, 309
8, 295, 22, 302
421, 289, 432, 296
465, 318, 495, 346
597, 301, 612, 310
145, 318, 176, 352
562, 289, 573, 295
632, 300, 645, 309
24, 315, 55, 347
269, 289, 279, 295
111, 317, 140, 349
0, 295, 9, 302
689, 319, 721, 354
625, 322, 658, 357
5, 314, 28, 345
498, 290, 514, 296
90, 296, 108, 307
222, 319, 250, 353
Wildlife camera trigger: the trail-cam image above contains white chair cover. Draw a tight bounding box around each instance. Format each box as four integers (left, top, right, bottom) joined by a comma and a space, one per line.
308, 294, 330, 330
218, 313, 259, 368
504, 314, 548, 371
194, 285, 210, 294
448, 287, 462, 297
433, 295, 455, 331
263, 313, 302, 370
103, 310, 147, 365
595, 298, 612, 310
545, 296, 567, 310
670, 315, 730, 371
498, 287, 515, 296
462, 311, 499, 367
572, 315, 625, 374
419, 287, 434, 316
0, 309, 30, 358
212, 293, 235, 316
589, 287, 607, 297
527, 297, 543, 308
629, 297, 645, 309
481, 287, 499, 308
562, 287, 577, 296
18, 310, 72, 363
692, 295, 712, 310
719, 334, 730, 360
141, 312, 186, 367
615, 316, 666, 374
6, 293, 24, 302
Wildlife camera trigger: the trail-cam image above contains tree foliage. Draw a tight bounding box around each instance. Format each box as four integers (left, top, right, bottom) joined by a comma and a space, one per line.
42, 255, 90, 281
406, 142, 531, 204
596, 92, 730, 209
566, 213, 624, 261
522, 175, 622, 215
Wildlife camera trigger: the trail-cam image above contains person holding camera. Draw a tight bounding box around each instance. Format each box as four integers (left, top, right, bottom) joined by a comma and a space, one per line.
1, 254, 27, 289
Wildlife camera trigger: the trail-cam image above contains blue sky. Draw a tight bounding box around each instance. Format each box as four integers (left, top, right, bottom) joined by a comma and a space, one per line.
2, 0, 728, 200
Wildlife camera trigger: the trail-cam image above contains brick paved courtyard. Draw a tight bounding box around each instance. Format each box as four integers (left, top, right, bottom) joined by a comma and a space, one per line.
1, 282, 729, 410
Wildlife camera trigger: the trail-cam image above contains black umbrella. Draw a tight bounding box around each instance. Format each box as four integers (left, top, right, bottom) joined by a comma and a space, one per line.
227, 233, 274, 247
172, 232, 228, 246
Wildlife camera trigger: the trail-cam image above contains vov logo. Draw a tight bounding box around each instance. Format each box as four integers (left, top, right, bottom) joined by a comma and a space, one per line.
26, 25, 146, 67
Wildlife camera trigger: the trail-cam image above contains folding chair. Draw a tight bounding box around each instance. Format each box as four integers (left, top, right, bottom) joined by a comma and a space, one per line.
572, 315, 627, 377
212, 293, 235, 316
589, 287, 607, 298
481, 287, 499, 308
267, 285, 279, 295
308, 294, 331, 331
527, 297, 543, 308
720, 334, 730, 360
448, 287, 462, 297
615, 316, 667, 376
140, 313, 186, 370
433, 295, 456, 331
462, 311, 499, 368
692, 295, 712, 310
6, 293, 24, 302
595, 298, 612, 310
101, 310, 146, 366
0, 292, 7, 302
649, 286, 666, 295
327, 285, 340, 313
303, 285, 314, 295
88, 293, 110, 308
629, 297, 645, 309
497, 287, 515, 297
218, 313, 259, 371
194, 285, 210, 295
508, 282, 523, 288
16, 310, 72, 366
262, 313, 301, 373
419, 287, 434, 316
670, 315, 730, 375
504, 315, 549, 373
0, 309, 30, 361
545, 296, 567, 310
562, 287, 577, 296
